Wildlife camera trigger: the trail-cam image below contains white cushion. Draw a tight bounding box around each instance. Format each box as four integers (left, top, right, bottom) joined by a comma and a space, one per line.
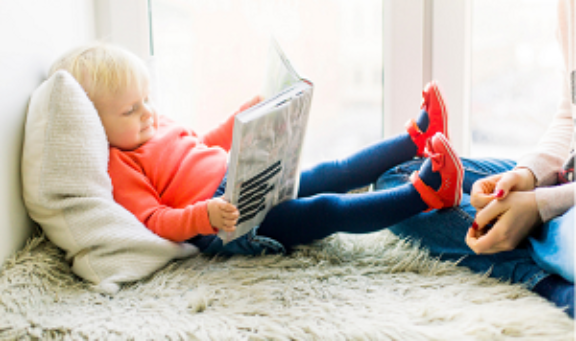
21, 70, 197, 294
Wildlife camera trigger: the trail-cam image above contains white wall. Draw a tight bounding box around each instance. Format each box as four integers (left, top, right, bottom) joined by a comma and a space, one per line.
0, 0, 96, 265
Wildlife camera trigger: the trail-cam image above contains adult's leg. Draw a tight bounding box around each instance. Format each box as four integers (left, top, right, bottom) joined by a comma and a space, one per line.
529, 206, 574, 283
458, 157, 517, 194
376, 158, 574, 317
529, 207, 574, 317
373, 157, 549, 288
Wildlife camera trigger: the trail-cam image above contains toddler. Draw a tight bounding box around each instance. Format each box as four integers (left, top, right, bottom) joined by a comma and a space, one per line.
50, 43, 464, 255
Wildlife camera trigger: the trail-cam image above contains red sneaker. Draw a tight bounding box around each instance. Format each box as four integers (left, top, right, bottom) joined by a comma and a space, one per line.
405, 81, 449, 157
410, 133, 463, 210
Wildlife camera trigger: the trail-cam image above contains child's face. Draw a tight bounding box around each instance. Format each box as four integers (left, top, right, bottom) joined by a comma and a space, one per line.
92, 86, 157, 150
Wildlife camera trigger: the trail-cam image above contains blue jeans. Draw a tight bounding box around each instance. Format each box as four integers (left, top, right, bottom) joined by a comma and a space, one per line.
375, 157, 551, 289
187, 174, 286, 256
530, 206, 574, 283
193, 226, 286, 256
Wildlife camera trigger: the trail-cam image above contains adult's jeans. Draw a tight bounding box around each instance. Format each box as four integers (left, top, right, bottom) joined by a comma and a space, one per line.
375, 157, 550, 289
530, 206, 574, 283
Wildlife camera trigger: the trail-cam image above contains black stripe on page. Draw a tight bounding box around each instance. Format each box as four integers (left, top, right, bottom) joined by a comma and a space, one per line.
240, 161, 282, 191
238, 202, 267, 225
239, 196, 266, 216
238, 184, 275, 210
239, 165, 281, 196
238, 183, 268, 206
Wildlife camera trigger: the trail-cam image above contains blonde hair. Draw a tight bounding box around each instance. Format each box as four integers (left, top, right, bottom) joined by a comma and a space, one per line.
49, 43, 150, 99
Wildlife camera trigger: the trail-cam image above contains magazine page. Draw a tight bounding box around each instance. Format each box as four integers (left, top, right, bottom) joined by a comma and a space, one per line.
220, 86, 313, 244
219, 39, 313, 244
261, 38, 302, 100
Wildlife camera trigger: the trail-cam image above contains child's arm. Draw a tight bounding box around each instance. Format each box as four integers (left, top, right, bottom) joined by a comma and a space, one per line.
109, 151, 220, 242
201, 96, 262, 150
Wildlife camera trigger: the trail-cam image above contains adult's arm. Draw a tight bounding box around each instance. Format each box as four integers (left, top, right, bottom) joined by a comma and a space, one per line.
515, 76, 573, 187
515, 0, 575, 220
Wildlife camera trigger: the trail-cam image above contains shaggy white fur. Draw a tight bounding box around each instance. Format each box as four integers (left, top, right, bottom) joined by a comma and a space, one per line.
0, 230, 573, 340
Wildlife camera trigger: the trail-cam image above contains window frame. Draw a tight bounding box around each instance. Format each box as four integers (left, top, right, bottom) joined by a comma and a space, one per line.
384, 0, 471, 155
94, 0, 152, 60
429, 0, 471, 156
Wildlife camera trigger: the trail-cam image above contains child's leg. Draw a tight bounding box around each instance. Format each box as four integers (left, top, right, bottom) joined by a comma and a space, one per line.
259, 182, 428, 248
298, 133, 417, 197
299, 81, 449, 197
259, 134, 463, 249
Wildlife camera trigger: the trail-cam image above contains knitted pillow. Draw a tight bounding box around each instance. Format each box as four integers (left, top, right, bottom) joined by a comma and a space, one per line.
21, 70, 197, 294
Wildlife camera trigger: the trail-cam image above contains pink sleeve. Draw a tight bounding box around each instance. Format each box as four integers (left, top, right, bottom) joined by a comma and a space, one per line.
515, 75, 574, 187
517, 3, 575, 221
534, 183, 575, 222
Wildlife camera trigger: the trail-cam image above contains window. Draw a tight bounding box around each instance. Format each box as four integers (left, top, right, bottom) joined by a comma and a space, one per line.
470, 0, 562, 158
149, 0, 383, 168
108, 1, 559, 162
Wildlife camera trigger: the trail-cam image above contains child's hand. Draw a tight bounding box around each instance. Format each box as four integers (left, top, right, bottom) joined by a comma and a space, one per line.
237, 95, 263, 112
207, 197, 239, 232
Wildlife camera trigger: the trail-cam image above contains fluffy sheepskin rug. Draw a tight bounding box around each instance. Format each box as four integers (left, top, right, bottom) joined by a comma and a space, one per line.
0, 231, 573, 340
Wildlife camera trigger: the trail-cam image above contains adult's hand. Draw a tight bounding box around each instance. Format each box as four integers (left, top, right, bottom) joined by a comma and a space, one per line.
466, 191, 542, 254
470, 168, 537, 209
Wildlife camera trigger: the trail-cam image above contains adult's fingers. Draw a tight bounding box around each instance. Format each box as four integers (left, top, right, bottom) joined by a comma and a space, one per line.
492, 169, 537, 200
470, 187, 494, 209
466, 204, 509, 255
467, 210, 523, 254
470, 174, 501, 209
473, 199, 507, 233
492, 172, 519, 201
466, 225, 507, 254
465, 227, 484, 253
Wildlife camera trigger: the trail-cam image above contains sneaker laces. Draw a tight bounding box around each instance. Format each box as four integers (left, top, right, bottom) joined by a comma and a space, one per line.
423, 140, 445, 172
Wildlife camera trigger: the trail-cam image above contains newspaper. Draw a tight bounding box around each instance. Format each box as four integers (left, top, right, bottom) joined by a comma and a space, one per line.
219, 39, 314, 244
